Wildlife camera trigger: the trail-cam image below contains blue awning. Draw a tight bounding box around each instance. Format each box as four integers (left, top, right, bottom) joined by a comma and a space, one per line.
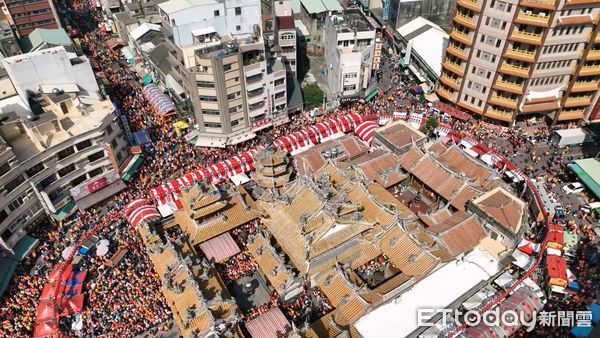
53, 201, 77, 221
0, 236, 39, 295
122, 154, 143, 181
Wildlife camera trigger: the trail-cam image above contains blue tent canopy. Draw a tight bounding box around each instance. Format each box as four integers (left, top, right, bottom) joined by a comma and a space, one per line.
591, 302, 600, 324
570, 325, 592, 337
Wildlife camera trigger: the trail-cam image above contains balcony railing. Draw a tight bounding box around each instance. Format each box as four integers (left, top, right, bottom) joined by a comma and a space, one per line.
557, 109, 585, 121
499, 62, 531, 78
485, 107, 514, 122
439, 73, 461, 90
579, 64, 600, 76
450, 28, 473, 45
571, 80, 599, 92
586, 49, 600, 61
504, 48, 536, 63
564, 96, 592, 107
494, 79, 525, 94
453, 12, 477, 29
446, 43, 468, 60
457, 0, 480, 12
436, 86, 456, 102
518, 0, 556, 10
489, 95, 518, 109
442, 59, 463, 76
509, 30, 543, 46
515, 11, 550, 27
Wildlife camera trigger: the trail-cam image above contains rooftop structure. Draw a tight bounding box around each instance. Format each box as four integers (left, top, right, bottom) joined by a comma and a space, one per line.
396, 16, 448, 84
20, 28, 73, 53
371, 120, 426, 155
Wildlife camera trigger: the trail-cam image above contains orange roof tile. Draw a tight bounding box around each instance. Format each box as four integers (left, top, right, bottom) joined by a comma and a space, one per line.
436, 146, 494, 183
472, 187, 526, 234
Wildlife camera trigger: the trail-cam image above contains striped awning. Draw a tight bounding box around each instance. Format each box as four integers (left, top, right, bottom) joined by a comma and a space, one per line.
354, 121, 378, 145
198, 232, 240, 262
244, 307, 291, 338
142, 84, 176, 116
124, 199, 161, 228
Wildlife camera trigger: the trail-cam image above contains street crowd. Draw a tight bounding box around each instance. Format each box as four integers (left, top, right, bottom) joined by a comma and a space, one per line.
0, 0, 598, 335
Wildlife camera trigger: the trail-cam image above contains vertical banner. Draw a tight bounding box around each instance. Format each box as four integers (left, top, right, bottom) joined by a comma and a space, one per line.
383, 0, 390, 21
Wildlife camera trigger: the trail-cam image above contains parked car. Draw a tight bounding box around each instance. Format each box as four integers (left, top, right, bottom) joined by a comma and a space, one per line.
562, 182, 584, 195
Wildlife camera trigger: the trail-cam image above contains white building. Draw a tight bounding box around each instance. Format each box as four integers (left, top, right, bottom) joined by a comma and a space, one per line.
153, 0, 290, 145
323, 10, 376, 99
0, 47, 128, 249
396, 16, 448, 85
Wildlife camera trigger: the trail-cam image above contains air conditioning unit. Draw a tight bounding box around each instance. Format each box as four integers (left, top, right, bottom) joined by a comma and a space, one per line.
525, 11, 532, 15
539, 13, 546, 17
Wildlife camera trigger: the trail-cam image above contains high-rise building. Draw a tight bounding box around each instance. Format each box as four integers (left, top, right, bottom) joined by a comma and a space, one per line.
153, 0, 289, 145
4, 0, 60, 38
436, 0, 600, 125
0, 47, 129, 249
324, 9, 377, 99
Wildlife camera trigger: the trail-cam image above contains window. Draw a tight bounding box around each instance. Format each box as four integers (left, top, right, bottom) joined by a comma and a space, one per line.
227, 92, 240, 100
5, 175, 25, 193
110, 138, 118, 149
343, 84, 357, 92
88, 167, 103, 178
231, 118, 242, 127
214, 10, 220, 16
106, 125, 113, 135
202, 109, 220, 115
223, 63, 232, 72
0, 209, 7, 225
0, 162, 10, 177
196, 81, 214, 88
236, 25, 241, 31
235, 6, 241, 15
199, 95, 218, 102
204, 122, 222, 128
39, 174, 57, 189
229, 106, 239, 113
344, 72, 358, 79
72, 174, 87, 187
25, 163, 45, 178
8, 196, 24, 212
75, 139, 92, 151
57, 164, 76, 177
484, 36, 496, 46
57, 146, 75, 160
1, 228, 12, 241
88, 150, 105, 163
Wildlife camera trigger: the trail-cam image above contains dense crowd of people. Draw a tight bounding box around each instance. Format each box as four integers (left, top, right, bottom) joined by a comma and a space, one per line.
218, 251, 259, 282
281, 287, 333, 325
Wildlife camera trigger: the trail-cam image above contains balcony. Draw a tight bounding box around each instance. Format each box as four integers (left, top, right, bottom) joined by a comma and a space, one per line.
493, 79, 525, 95
564, 96, 592, 108
586, 49, 600, 61
453, 12, 477, 30
436, 86, 456, 102
566, 0, 600, 4
518, 0, 556, 10
442, 59, 464, 76
485, 107, 514, 122
457, 0, 480, 12
450, 28, 472, 45
503, 48, 536, 63
579, 64, 600, 76
557, 109, 585, 121
571, 80, 599, 93
439, 73, 461, 90
498, 61, 531, 78
509, 30, 543, 46
515, 11, 550, 27
446, 43, 468, 60
520, 100, 560, 113
489, 95, 518, 110
557, 14, 595, 26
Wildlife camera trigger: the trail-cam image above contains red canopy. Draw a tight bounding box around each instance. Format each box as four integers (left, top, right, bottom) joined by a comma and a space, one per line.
546, 255, 567, 280
33, 319, 58, 338
354, 121, 378, 145
315, 123, 329, 138
60, 294, 84, 316
198, 232, 241, 262
327, 120, 339, 133
245, 307, 291, 338
35, 300, 56, 323
242, 151, 254, 164
127, 204, 161, 228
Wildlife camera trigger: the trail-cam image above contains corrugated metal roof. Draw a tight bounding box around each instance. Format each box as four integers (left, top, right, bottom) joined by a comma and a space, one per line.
300, 0, 326, 14
321, 0, 342, 11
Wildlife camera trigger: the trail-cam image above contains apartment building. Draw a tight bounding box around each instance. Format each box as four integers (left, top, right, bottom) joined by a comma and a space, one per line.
324, 9, 376, 99
154, 0, 288, 145
4, 0, 60, 37
0, 47, 128, 249
436, 0, 600, 125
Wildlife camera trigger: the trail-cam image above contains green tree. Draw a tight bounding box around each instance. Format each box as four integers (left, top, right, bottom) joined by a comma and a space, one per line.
303, 85, 324, 110
421, 116, 439, 134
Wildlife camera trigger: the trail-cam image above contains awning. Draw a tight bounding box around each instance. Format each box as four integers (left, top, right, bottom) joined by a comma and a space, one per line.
132, 129, 151, 145
354, 120, 378, 145
0, 235, 39, 295
192, 134, 227, 148
121, 46, 135, 62
121, 154, 143, 181
315, 122, 330, 138
245, 307, 291, 338
126, 202, 162, 228
546, 255, 567, 280
511, 249, 534, 270
227, 131, 256, 146
165, 74, 185, 96
517, 238, 540, 255
463, 148, 479, 158
569, 161, 600, 200
53, 201, 77, 221
494, 271, 516, 289
198, 232, 241, 262
365, 89, 378, 102
142, 84, 176, 116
